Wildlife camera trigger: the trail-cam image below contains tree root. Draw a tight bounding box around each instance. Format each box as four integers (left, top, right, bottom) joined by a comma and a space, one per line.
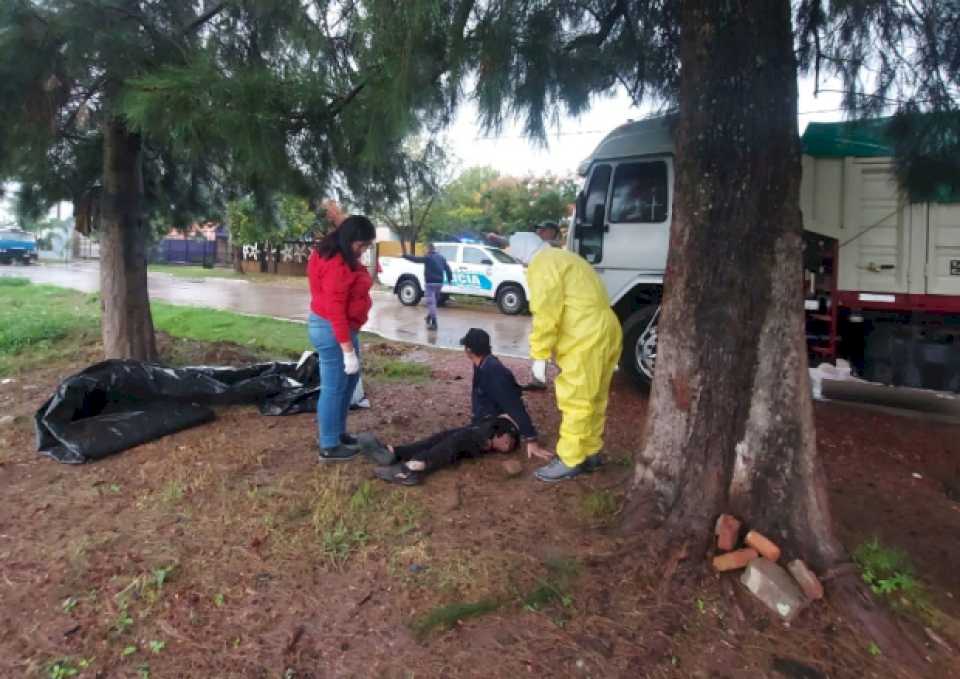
830, 572, 930, 676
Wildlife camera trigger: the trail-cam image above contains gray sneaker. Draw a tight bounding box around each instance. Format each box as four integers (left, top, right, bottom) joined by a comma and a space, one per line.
581, 453, 605, 473
340, 433, 362, 450
534, 458, 582, 483
356, 433, 396, 465
318, 444, 359, 462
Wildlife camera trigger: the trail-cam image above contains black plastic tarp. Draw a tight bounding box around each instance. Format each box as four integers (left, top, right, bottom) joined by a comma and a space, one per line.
35, 355, 323, 464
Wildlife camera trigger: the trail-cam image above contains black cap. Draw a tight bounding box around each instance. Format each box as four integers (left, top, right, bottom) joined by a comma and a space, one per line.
536, 221, 560, 234
459, 328, 491, 355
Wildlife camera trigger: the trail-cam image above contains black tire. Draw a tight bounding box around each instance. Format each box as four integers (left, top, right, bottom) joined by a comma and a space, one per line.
621, 305, 659, 390
496, 284, 526, 315
437, 293, 450, 307
396, 278, 423, 306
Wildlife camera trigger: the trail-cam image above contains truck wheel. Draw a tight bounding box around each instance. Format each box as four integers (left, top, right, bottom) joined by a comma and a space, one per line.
437, 293, 450, 307
496, 284, 526, 315
396, 278, 423, 306
622, 305, 660, 389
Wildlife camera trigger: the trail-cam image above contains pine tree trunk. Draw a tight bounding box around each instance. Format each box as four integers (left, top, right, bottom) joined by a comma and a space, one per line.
626, 0, 844, 569
99, 117, 157, 361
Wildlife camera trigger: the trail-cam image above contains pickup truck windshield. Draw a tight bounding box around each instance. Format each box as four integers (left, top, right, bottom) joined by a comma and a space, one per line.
487, 248, 518, 264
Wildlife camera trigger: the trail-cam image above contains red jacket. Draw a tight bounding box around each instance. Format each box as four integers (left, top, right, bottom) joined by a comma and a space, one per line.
308, 250, 373, 343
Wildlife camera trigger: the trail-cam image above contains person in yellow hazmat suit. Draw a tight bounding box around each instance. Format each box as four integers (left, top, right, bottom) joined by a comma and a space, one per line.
508, 232, 622, 483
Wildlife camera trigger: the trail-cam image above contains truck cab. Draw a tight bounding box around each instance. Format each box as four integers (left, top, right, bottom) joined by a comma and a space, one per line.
0, 228, 38, 265
570, 117, 676, 386
571, 116, 960, 392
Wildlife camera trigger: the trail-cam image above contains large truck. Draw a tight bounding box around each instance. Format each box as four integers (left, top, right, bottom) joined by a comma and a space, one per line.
569, 116, 960, 392
0, 228, 38, 264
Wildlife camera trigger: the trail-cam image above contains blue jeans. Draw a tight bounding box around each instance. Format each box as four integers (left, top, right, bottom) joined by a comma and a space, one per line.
308, 313, 360, 449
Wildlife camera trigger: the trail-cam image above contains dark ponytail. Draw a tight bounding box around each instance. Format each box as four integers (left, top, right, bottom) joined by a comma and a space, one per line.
315, 215, 376, 269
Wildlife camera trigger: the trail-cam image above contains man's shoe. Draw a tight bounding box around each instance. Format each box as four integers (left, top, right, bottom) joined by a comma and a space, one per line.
581, 453, 605, 473
340, 433, 361, 450
534, 458, 582, 483
356, 433, 396, 465
374, 463, 422, 486
318, 444, 359, 462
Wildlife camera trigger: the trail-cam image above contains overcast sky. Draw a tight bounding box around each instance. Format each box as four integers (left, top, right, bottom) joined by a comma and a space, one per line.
446, 76, 848, 177
1, 77, 849, 225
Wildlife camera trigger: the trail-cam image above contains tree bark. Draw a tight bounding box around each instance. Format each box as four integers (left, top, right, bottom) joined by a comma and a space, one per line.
626, 0, 844, 570
99, 117, 158, 361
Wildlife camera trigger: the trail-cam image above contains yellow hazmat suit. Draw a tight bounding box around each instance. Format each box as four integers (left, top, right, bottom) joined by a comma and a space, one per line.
523, 241, 622, 467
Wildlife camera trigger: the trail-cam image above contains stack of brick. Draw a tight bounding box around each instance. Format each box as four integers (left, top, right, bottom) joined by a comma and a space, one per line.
709, 513, 825, 621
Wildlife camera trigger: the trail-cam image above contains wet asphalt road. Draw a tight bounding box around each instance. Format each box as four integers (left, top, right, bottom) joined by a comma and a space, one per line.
0, 261, 533, 359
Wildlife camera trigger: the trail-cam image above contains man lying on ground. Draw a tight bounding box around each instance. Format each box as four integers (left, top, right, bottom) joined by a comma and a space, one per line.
364, 416, 519, 486
361, 327, 549, 484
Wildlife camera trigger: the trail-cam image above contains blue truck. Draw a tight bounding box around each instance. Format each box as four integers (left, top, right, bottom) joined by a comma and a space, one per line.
0, 228, 38, 264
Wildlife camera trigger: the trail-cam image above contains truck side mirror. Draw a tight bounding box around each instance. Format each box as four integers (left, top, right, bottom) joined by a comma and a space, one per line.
592, 204, 605, 230
575, 192, 586, 223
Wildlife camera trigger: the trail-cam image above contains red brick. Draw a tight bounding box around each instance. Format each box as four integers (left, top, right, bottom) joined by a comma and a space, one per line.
745, 530, 781, 562
714, 514, 742, 551
712, 548, 758, 572
787, 559, 824, 600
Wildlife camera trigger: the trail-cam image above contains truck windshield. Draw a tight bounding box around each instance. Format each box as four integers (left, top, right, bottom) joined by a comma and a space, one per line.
610, 161, 669, 223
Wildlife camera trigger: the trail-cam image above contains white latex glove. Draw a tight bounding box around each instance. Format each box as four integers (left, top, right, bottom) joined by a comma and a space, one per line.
531, 359, 547, 384
343, 350, 360, 375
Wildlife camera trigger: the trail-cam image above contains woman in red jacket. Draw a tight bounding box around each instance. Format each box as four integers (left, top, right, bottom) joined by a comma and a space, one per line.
308, 215, 376, 461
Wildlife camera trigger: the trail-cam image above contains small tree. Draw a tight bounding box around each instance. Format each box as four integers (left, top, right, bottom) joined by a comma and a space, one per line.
367, 138, 452, 253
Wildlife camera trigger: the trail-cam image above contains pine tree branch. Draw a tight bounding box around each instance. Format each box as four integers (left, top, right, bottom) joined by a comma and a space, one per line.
62, 77, 106, 132
564, 0, 627, 52
183, 2, 228, 36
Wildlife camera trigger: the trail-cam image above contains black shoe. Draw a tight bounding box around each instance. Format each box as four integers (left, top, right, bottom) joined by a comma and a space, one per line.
356, 433, 396, 465
374, 463, 422, 486
581, 453, 605, 473
318, 444, 359, 462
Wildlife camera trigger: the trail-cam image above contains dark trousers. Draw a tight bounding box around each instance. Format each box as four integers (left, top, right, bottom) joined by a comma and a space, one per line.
394, 425, 485, 473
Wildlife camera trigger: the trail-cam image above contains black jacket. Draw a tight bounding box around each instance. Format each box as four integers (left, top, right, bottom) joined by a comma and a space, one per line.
404, 251, 453, 285
471, 355, 537, 440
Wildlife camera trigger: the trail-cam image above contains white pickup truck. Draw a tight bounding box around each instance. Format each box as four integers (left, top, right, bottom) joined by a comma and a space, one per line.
378, 242, 530, 315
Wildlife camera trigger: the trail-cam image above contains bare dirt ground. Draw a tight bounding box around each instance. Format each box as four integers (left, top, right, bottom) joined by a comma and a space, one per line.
1, 336, 959, 678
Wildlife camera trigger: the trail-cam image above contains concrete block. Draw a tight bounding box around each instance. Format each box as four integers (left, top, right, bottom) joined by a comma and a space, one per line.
714, 513, 742, 551
740, 558, 806, 621
787, 559, 824, 600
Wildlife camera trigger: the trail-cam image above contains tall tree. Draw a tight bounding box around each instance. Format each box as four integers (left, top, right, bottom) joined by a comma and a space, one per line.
0, 1, 425, 359
362, 0, 957, 665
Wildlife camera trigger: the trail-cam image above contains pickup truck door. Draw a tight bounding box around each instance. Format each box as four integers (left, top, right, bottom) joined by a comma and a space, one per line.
454, 245, 497, 297
434, 244, 460, 293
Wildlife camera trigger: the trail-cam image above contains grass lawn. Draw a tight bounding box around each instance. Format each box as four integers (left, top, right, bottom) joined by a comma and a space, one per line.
148, 263, 308, 288
0, 277, 393, 375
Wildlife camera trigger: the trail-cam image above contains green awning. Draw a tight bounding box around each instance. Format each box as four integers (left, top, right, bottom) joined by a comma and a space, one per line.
802, 118, 958, 203
801, 119, 894, 158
